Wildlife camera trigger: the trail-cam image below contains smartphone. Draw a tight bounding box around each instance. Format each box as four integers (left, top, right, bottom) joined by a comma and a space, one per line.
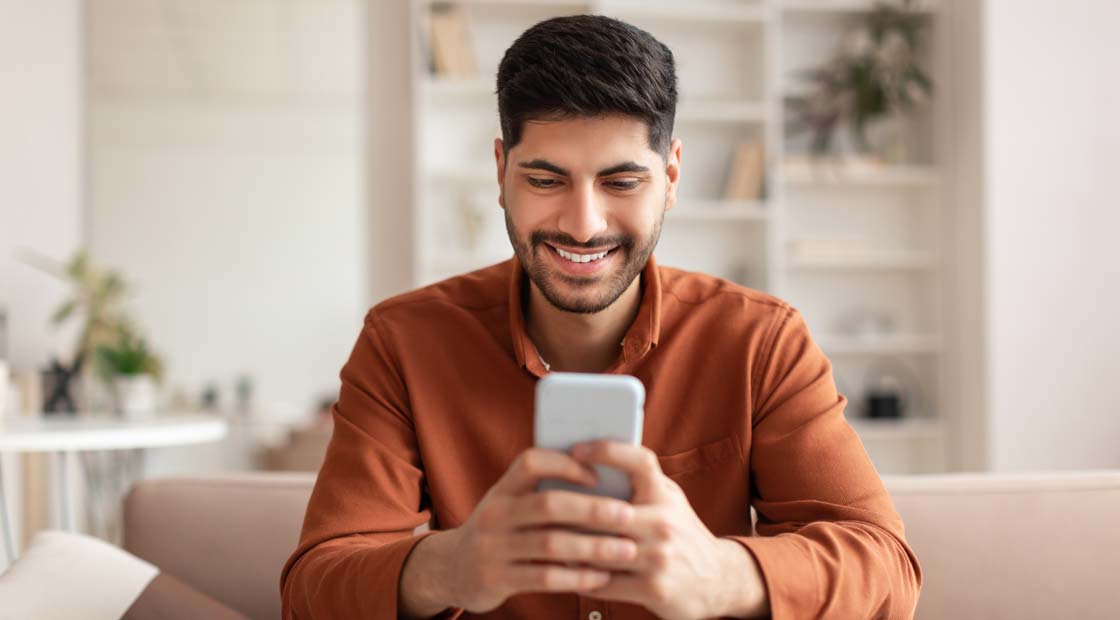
534, 372, 645, 501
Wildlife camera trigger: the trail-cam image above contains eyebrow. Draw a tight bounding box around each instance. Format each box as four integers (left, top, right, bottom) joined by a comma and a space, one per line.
517, 159, 651, 177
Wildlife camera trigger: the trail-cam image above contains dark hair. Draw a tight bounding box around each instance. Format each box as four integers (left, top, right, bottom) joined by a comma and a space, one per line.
496, 15, 678, 157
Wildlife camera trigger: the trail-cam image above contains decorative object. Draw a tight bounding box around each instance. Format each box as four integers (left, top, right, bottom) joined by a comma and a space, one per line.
23, 250, 166, 416
41, 357, 84, 415
96, 327, 163, 418
785, 0, 932, 160
861, 357, 923, 419
427, 3, 477, 76
723, 141, 765, 201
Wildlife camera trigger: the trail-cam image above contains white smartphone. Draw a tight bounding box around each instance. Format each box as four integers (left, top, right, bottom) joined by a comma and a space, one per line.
534, 372, 645, 501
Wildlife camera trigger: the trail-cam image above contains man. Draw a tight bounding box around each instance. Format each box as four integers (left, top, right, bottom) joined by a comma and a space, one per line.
281, 15, 921, 620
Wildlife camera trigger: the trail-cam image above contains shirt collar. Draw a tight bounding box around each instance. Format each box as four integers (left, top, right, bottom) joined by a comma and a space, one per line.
508, 254, 662, 376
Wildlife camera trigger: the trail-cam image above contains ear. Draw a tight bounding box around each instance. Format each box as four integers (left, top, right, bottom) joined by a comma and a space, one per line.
494, 137, 506, 209
664, 138, 682, 213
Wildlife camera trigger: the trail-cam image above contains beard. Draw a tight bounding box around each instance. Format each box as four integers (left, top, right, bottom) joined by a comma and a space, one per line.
504, 206, 663, 314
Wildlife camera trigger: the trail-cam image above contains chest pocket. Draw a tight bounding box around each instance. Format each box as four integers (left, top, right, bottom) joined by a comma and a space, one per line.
656, 434, 740, 479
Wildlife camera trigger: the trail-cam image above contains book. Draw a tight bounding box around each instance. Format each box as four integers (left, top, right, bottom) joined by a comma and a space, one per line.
723, 141, 765, 201
428, 4, 478, 77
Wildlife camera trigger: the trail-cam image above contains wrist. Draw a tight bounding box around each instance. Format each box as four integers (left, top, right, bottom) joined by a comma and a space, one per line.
400, 529, 459, 618
713, 537, 770, 619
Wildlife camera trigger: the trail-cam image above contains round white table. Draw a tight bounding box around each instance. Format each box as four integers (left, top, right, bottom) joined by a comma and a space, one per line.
0, 414, 228, 563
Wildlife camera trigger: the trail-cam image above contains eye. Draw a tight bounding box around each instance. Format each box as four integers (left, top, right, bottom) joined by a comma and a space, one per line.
605, 179, 642, 191
527, 177, 562, 189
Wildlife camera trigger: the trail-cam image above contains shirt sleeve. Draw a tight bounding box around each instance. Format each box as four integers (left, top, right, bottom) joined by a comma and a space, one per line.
279, 310, 464, 620
727, 307, 922, 620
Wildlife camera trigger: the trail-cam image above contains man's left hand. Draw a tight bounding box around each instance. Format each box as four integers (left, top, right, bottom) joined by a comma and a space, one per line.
569, 441, 769, 620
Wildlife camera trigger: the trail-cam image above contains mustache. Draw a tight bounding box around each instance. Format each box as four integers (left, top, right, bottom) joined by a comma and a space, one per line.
530, 231, 634, 251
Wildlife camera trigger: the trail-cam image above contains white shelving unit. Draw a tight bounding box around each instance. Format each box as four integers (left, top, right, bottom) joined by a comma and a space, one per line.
408, 0, 952, 473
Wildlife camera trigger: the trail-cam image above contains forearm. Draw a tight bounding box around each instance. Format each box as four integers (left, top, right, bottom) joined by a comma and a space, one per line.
714, 538, 771, 619
399, 529, 460, 619
728, 521, 921, 620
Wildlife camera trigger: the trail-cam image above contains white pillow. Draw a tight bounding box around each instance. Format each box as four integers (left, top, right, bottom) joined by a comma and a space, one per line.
0, 530, 158, 620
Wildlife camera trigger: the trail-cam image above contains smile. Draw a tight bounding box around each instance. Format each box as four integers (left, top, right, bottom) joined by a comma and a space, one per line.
553, 246, 613, 263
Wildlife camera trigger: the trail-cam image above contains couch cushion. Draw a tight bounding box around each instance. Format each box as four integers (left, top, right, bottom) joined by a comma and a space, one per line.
885, 471, 1120, 620
123, 472, 315, 620
0, 530, 157, 620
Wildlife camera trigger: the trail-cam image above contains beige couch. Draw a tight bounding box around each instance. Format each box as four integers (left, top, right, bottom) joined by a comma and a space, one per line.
122, 470, 1120, 620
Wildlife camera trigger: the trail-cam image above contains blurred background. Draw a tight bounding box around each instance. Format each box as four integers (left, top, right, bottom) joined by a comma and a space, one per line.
1, 0, 1117, 561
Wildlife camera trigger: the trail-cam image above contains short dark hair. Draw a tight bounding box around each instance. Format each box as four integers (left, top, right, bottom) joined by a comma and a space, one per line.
496, 15, 678, 157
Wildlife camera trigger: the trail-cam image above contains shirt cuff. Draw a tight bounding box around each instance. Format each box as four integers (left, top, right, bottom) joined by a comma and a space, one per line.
724, 534, 818, 620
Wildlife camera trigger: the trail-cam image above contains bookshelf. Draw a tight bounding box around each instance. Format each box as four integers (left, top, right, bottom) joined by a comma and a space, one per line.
407, 0, 953, 474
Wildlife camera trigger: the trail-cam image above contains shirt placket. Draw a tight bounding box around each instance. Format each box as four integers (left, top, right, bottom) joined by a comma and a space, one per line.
578, 595, 608, 620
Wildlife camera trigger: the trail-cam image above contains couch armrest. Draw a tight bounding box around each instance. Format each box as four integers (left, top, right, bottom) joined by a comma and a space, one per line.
123, 472, 315, 620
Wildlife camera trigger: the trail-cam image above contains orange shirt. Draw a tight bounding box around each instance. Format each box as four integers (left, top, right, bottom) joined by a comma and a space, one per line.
280, 255, 921, 619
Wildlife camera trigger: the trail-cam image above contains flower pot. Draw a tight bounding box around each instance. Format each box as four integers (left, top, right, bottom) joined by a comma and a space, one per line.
113, 374, 158, 419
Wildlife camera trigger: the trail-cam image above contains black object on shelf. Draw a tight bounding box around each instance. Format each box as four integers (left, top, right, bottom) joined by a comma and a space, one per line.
42, 355, 83, 415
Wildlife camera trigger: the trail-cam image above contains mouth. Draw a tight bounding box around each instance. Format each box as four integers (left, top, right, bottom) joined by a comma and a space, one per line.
543, 242, 620, 276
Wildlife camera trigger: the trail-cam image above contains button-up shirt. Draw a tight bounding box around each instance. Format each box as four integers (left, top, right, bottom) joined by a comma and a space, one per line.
280, 255, 922, 619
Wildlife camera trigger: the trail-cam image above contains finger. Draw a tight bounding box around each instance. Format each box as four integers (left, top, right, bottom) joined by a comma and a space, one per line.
585, 572, 653, 606
570, 441, 663, 497
493, 448, 597, 496
620, 505, 677, 544
505, 529, 638, 565
503, 490, 636, 533
505, 563, 612, 595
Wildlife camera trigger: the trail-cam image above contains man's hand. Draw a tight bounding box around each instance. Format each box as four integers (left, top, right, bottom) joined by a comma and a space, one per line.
400, 447, 641, 617
570, 441, 770, 620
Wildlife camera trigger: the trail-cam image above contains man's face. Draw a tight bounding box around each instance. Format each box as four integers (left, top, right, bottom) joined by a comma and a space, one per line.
495, 115, 681, 314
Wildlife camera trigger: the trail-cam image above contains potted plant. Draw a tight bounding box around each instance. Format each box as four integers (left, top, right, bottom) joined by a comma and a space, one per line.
96, 325, 164, 418
785, 0, 933, 162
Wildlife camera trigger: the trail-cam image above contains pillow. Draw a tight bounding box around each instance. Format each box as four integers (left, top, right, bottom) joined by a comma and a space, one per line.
0, 530, 157, 620
0, 530, 247, 620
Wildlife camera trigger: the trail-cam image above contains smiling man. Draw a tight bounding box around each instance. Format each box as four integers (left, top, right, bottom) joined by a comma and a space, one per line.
280, 15, 921, 620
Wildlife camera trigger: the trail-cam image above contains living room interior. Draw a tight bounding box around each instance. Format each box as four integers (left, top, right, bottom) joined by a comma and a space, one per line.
1, 1, 1117, 618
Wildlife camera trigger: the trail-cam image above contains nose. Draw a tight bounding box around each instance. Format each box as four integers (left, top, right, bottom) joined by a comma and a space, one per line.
557, 181, 608, 244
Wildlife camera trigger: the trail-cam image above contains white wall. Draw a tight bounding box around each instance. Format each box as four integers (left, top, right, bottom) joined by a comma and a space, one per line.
0, 0, 84, 372
983, 0, 1120, 470
86, 0, 367, 426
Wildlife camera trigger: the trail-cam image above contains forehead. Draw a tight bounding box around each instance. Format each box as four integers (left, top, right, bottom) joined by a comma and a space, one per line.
511, 114, 658, 169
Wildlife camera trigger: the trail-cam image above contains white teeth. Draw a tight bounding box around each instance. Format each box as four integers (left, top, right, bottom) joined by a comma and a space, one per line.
555, 247, 610, 263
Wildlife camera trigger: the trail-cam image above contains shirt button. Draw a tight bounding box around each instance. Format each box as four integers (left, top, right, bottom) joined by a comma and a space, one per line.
588, 612, 603, 620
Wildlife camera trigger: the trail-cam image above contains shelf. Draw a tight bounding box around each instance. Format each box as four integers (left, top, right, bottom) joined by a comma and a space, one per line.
414, 0, 592, 7
423, 76, 493, 98
677, 100, 768, 124
670, 200, 769, 222
600, 2, 769, 23
782, 161, 941, 187
818, 333, 942, 356
788, 250, 938, 271
780, 0, 941, 14
848, 417, 944, 441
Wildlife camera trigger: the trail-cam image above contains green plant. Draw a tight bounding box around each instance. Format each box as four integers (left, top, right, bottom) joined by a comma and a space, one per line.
786, 0, 933, 157
96, 325, 164, 381
23, 249, 163, 382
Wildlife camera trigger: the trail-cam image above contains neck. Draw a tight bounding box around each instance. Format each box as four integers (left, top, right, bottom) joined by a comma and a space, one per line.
526, 274, 643, 374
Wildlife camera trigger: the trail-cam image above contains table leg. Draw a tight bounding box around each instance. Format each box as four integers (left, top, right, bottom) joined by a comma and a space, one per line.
0, 455, 14, 564
53, 450, 73, 531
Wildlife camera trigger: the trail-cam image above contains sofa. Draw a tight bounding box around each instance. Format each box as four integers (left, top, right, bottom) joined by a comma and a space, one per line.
122, 470, 1120, 620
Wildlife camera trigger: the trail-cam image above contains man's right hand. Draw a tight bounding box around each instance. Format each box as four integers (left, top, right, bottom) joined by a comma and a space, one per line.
399, 447, 639, 618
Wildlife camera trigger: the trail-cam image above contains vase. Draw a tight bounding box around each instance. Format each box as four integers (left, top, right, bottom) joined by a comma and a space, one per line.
113, 374, 158, 419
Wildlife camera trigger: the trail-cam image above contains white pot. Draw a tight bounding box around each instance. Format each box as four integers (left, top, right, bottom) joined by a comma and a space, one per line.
114, 374, 158, 419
